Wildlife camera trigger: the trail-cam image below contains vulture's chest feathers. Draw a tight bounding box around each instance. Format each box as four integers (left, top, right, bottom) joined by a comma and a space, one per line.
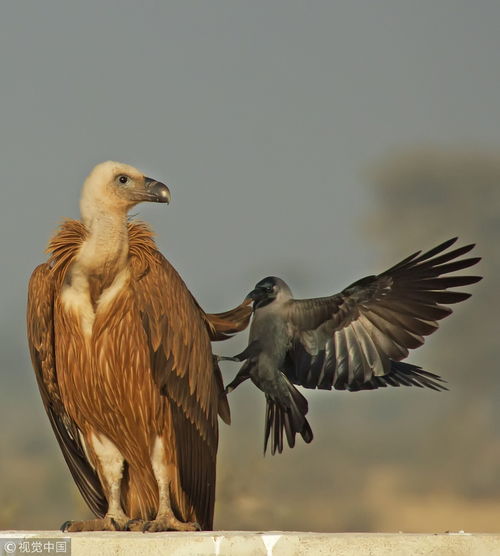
48, 220, 163, 436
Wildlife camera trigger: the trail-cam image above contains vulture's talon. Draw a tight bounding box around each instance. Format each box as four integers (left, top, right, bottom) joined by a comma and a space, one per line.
60, 520, 72, 532
141, 516, 201, 532
126, 518, 145, 532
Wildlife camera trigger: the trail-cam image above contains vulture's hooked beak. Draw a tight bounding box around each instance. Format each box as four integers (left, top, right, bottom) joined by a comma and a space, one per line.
144, 177, 171, 204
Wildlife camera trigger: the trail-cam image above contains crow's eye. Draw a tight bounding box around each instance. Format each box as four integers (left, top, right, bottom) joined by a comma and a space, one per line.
118, 175, 128, 184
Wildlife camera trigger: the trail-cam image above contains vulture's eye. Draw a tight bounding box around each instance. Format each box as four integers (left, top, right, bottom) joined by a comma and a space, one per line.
118, 175, 129, 185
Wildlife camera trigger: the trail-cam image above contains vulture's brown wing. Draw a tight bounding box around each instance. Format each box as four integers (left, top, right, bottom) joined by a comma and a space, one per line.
133, 251, 227, 530
27, 263, 107, 517
283, 238, 481, 391
205, 299, 253, 341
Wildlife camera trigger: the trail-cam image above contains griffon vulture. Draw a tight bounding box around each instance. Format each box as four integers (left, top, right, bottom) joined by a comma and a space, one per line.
27, 162, 251, 532
219, 238, 481, 455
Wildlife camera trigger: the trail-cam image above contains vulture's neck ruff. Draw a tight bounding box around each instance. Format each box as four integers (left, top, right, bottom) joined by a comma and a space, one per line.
62, 207, 131, 336
61, 163, 144, 335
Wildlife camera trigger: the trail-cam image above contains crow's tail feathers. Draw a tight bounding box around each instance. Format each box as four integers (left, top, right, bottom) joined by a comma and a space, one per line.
264, 377, 313, 455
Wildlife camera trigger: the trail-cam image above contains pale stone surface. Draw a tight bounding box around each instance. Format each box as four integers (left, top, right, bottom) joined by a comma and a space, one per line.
2, 531, 500, 556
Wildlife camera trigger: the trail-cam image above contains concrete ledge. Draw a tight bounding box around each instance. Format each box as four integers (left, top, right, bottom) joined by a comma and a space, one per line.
2, 531, 500, 556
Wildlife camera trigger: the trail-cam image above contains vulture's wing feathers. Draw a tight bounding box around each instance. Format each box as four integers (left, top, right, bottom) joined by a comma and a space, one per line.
205, 299, 253, 341
283, 238, 481, 391
27, 263, 107, 517
133, 251, 227, 530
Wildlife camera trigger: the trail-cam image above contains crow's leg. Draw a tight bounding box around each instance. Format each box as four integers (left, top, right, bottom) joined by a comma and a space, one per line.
216, 340, 261, 364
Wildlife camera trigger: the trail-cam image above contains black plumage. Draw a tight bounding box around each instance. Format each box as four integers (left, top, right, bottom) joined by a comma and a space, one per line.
220, 238, 481, 455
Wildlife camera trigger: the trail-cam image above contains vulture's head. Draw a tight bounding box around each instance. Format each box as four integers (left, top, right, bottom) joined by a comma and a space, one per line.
81, 161, 171, 219
246, 276, 293, 309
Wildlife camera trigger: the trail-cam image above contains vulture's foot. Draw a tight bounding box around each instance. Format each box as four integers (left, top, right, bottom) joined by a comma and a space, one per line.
126, 518, 146, 532
61, 515, 128, 532
142, 514, 201, 532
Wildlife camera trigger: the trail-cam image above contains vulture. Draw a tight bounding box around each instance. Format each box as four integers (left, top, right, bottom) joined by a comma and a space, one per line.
219, 238, 482, 455
27, 161, 251, 532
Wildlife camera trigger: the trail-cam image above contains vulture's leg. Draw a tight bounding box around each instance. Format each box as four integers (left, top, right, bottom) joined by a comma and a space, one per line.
142, 437, 200, 532
62, 434, 130, 532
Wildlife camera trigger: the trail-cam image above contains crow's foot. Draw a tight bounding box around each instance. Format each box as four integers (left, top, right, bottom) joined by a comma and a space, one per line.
214, 354, 239, 362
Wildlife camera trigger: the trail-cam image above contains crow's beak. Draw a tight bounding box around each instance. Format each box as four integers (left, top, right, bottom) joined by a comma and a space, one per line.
246, 287, 265, 302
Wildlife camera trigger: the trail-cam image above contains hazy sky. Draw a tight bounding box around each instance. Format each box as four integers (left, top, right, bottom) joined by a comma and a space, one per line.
1, 1, 499, 403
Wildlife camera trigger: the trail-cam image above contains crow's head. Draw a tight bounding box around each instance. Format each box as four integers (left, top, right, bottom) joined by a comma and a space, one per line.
246, 276, 292, 309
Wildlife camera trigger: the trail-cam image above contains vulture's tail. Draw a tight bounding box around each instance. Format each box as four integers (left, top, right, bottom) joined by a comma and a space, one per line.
264, 378, 313, 455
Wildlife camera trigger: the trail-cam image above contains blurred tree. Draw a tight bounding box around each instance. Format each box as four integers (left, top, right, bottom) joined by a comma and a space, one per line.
366, 148, 500, 499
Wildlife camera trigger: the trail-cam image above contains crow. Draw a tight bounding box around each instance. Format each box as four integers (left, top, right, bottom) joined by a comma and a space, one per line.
219, 238, 481, 455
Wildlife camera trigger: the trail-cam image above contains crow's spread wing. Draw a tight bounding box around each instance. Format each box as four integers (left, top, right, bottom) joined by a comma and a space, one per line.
283, 238, 481, 391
